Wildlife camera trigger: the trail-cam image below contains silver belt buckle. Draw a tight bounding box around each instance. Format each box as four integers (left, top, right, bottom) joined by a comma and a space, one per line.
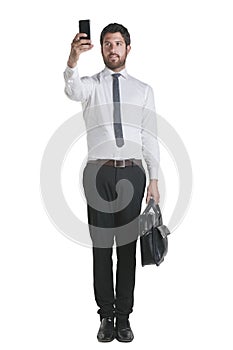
114, 159, 126, 168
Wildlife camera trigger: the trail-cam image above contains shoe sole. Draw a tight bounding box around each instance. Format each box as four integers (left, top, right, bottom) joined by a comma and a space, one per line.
97, 334, 115, 342
115, 335, 134, 343
97, 338, 115, 343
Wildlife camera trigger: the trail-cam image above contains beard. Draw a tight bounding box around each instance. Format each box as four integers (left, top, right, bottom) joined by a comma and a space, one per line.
102, 51, 127, 70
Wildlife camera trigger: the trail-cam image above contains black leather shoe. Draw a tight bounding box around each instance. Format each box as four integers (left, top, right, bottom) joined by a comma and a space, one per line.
97, 317, 115, 342
115, 319, 134, 342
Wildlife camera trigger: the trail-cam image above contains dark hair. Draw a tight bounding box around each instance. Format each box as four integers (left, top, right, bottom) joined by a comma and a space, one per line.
100, 23, 131, 46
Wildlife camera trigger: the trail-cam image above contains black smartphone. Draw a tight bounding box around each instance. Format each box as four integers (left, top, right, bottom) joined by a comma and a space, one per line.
79, 19, 91, 41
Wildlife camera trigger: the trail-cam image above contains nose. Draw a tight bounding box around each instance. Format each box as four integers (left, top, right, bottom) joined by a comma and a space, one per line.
109, 43, 117, 52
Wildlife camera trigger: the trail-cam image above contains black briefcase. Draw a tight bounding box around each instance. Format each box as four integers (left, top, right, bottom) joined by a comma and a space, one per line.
139, 198, 171, 266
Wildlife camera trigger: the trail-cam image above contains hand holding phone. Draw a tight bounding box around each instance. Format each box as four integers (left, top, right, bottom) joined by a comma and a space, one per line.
67, 20, 93, 68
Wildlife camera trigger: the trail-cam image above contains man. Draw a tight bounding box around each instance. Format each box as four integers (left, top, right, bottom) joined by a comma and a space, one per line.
64, 23, 160, 342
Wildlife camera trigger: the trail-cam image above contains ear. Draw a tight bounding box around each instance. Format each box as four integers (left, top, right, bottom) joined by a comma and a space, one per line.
126, 45, 131, 54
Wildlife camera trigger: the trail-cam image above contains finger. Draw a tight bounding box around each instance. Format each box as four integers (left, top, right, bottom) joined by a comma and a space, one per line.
71, 40, 92, 50
79, 44, 94, 51
73, 32, 87, 42
78, 32, 88, 38
79, 39, 92, 45
77, 43, 92, 50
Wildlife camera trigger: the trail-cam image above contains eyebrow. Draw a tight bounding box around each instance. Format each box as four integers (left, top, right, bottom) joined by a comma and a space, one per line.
103, 39, 124, 43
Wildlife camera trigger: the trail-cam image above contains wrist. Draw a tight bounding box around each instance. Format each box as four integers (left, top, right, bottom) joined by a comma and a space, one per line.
67, 57, 78, 69
150, 179, 158, 183
67, 62, 77, 69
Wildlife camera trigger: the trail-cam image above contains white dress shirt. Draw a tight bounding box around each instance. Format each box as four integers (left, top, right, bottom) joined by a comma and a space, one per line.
63, 66, 160, 179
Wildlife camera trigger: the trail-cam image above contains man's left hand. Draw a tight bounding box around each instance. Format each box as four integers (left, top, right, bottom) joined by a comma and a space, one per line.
146, 179, 160, 204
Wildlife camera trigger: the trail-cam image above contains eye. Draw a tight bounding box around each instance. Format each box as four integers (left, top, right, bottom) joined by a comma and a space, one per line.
116, 42, 122, 46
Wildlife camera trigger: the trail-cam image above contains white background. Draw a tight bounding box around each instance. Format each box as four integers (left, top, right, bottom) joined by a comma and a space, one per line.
1, 0, 233, 349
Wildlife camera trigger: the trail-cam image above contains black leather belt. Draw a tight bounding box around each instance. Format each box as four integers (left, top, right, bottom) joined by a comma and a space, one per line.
87, 159, 142, 168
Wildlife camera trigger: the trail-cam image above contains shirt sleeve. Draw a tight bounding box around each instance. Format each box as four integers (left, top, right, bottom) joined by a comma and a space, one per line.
141, 85, 160, 180
63, 66, 93, 102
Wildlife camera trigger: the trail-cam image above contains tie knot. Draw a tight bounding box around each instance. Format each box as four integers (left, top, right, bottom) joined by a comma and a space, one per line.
112, 73, 121, 79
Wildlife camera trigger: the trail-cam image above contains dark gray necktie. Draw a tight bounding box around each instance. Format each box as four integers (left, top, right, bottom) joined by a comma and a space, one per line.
112, 73, 124, 147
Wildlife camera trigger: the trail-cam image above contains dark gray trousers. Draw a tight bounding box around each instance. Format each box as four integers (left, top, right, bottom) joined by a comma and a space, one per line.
83, 161, 146, 319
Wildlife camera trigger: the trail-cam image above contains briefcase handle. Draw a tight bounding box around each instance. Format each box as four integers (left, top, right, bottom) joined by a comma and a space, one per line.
143, 198, 161, 216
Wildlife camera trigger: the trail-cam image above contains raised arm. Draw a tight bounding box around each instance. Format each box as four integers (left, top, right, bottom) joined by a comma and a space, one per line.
64, 33, 94, 102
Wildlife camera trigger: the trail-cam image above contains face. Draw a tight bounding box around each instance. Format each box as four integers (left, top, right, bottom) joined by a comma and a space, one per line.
101, 32, 131, 72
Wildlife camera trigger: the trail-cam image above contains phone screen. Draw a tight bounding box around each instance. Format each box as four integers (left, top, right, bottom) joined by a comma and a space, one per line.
79, 20, 91, 40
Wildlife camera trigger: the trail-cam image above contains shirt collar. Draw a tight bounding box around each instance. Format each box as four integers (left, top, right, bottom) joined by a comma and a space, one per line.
102, 66, 128, 79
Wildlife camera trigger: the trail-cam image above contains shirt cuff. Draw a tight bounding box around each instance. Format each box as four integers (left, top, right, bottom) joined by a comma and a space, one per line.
64, 65, 79, 80
147, 167, 159, 180
66, 65, 78, 72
